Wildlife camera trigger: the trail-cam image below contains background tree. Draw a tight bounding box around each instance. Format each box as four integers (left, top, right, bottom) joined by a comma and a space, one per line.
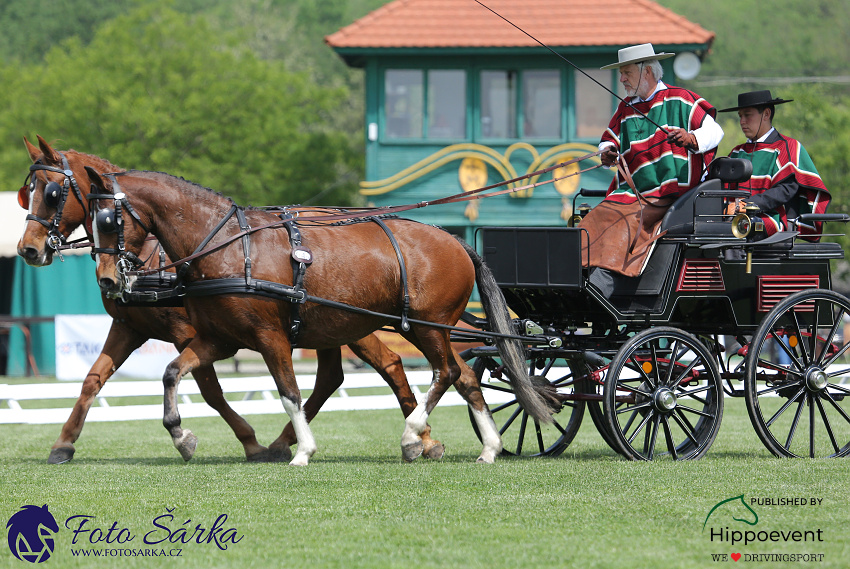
0, 0, 369, 206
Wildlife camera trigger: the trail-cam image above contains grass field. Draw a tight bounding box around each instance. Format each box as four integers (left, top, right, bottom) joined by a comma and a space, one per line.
1, 390, 848, 569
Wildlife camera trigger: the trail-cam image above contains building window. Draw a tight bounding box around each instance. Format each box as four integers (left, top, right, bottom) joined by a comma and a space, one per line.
385, 69, 423, 139
428, 70, 466, 139
480, 70, 517, 139
575, 68, 614, 139
522, 70, 561, 138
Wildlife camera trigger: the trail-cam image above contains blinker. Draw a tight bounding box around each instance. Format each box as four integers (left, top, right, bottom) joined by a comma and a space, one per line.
95, 208, 118, 234
44, 181, 62, 208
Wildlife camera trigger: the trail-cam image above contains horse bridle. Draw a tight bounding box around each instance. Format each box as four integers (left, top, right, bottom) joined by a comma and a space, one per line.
20, 152, 88, 259
87, 174, 152, 289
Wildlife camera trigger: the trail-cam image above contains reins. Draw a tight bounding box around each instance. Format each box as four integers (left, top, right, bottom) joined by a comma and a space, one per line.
128, 149, 607, 277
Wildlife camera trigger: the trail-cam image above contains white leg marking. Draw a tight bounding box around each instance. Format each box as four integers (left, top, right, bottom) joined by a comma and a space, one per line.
471, 407, 502, 464
402, 402, 429, 448
282, 397, 316, 466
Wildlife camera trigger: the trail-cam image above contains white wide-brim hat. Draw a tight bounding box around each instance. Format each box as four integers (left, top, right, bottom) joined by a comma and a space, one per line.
601, 43, 675, 70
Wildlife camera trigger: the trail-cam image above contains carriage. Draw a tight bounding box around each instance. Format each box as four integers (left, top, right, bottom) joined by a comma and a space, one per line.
454, 157, 850, 460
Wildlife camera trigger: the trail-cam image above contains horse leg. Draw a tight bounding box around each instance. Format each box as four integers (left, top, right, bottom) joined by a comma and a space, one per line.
162, 338, 231, 461
451, 348, 503, 463
48, 323, 147, 464
398, 328, 459, 462
190, 365, 277, 462
268, 347, 342, 459
347, 335, 444, 459
258, 337, 316, 466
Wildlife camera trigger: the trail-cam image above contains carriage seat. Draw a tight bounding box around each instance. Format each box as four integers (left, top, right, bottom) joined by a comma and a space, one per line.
660, 158, 753, 235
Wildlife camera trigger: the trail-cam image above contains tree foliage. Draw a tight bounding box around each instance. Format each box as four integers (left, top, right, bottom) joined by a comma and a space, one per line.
0, 0, 367, 206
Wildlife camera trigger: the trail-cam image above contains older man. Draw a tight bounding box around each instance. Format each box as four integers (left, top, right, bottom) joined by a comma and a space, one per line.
719, 90, 830, 240
580, 43, 723, 281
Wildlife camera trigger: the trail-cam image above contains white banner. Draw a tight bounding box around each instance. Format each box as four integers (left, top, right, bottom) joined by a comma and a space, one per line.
55, 314, 179, 380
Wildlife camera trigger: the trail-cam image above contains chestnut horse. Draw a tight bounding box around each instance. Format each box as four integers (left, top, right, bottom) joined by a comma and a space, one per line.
87, 168, 552, 464
16, 136, 444, 463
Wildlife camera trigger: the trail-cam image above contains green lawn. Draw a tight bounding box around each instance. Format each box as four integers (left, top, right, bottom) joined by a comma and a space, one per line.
1, 395, 847, 569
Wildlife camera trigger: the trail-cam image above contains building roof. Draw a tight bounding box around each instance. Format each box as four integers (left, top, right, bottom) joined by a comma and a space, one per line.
326, 0, 714, 51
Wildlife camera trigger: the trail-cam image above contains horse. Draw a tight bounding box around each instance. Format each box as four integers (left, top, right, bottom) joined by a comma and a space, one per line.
16, 136, 445, 463
86, 167, 553, 464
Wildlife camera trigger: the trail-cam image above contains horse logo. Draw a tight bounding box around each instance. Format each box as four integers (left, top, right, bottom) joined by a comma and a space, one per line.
6, 505, 59, 563
703, 495, 759, 530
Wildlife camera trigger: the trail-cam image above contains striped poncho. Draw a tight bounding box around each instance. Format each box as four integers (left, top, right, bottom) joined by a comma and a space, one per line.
601, 84, 718, 202
728, 130, 830, 240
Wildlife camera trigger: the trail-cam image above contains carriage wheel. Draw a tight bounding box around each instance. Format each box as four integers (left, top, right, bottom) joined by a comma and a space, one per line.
576, 366, 623, 454
744, 289, 850, 458
603, 327, 724, 461
468, 355, 585, 457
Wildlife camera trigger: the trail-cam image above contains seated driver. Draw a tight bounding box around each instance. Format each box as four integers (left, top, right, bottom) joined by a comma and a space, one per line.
719, 90, 830, 240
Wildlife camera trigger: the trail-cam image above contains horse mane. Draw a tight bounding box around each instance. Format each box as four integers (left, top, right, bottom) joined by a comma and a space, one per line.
116, 169, 237, 207
65, 149, 124, 173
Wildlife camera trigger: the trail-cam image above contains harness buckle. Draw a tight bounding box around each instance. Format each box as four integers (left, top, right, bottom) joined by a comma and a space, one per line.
46, 234, 65, 262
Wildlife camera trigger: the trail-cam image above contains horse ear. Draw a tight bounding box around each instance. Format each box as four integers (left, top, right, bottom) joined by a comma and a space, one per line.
23, 136, 40, 162
36, 135, 61, 165
85, 166, 106, 191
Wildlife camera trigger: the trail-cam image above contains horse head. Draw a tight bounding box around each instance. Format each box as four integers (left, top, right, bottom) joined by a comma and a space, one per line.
86, 168, 150, 298
16, 135, 121, 266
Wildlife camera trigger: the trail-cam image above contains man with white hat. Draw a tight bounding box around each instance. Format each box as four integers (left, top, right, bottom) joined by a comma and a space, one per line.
719, 90, 830, 240
579, 43, 723, 284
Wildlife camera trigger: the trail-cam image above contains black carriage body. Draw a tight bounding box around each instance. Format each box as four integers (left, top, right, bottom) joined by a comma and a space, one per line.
480, 186, 842, 343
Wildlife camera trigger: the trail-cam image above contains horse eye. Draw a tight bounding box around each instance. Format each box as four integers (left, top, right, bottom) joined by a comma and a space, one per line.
44, 181, 62, 208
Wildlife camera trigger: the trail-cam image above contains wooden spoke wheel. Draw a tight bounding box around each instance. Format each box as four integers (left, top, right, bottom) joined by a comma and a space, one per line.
603, 327, 724, 461
744, 289, 850, 458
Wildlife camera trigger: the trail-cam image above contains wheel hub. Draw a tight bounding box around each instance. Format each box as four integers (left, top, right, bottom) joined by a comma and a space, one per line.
805, 367, 828, 391
653, 388, 678, 412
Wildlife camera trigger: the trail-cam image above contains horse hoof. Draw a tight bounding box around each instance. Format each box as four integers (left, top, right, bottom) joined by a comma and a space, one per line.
247, 447, 290, 463
476, 454, 495, 464
423, 443, 445, 460
47, 446, 75, 464
265, 444, 293, 462
175, 430, 198, 462
288, 454, 310, 466
402, 441, 424, 462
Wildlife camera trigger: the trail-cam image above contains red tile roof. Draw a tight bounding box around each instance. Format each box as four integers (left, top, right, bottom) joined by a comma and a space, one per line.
326, 0, 714, 50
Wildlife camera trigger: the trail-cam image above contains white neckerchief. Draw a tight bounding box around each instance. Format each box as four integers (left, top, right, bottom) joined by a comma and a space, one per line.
747, 127, 775, 144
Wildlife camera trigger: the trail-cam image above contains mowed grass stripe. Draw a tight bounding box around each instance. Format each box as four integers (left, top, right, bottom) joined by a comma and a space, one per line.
1, 398, 847, 569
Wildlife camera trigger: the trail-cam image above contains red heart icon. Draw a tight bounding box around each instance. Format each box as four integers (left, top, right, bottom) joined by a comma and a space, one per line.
731, 553, 742, 561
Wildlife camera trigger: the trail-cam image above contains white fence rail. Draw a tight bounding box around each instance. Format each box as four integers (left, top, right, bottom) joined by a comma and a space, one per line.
0, 370, 478, 425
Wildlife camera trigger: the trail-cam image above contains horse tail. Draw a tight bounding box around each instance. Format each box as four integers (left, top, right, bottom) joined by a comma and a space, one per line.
455, 236, 554, 424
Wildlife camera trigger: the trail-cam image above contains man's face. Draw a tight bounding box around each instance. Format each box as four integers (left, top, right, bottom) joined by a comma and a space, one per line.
618, 63, 651, 98
738, 107, 770, 140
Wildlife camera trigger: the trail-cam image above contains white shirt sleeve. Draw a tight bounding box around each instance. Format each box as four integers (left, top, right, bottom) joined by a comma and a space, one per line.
691, 114, 724, 154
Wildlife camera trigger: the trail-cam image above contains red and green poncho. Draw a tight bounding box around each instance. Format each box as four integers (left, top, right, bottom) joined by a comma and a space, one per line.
601, 84, 718, 203
728, 130, 830, 240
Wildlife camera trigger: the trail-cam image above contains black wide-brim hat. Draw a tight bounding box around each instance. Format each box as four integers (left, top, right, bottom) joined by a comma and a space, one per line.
718, 90, 793, 112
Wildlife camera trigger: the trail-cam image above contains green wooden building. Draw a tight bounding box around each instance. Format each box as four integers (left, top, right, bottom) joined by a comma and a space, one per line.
326, 0, 715, 243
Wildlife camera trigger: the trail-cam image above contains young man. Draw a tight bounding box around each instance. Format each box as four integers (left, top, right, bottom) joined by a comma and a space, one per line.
719, 90, 830, 239
580, 43, 723, 290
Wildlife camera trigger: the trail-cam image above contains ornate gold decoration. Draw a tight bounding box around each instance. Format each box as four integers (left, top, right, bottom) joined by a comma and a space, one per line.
360, 143, 603, 201
459, 157, 487, 221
